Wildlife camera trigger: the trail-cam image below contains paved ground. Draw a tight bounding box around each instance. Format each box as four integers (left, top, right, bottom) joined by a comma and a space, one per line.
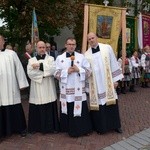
103, 128, 150, 150
0, 85, 150, 150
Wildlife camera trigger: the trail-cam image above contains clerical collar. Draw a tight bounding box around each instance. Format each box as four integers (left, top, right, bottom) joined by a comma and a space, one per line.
92, 45, 100, 54
92, 44, 99, 49
0, 48, 5, 52
36, 54, 46, 60
66, 52, 74, 57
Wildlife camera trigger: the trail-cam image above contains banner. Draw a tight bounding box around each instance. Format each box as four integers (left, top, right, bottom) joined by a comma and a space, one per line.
88, 4, 124, 56
142, 14, 150, 47
31, 8, 39, 50
118, 16, 137, 57
126, 16, 137, 55
138, 13, 150, 49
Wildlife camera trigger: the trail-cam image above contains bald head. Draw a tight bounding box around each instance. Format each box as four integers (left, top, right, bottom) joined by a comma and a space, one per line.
87, 32, 98, 48
87, 32, 96, 38
37, 41, 46, 55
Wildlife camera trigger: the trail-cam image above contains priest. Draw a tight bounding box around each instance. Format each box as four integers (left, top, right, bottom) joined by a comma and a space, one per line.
0, 35, 29, 138
54, 37, 92, 137
27, 41, 59, 134
84, 32, 123, 134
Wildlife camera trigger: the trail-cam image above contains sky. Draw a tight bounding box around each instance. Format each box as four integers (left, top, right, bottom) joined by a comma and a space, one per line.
0, 19, 5, 27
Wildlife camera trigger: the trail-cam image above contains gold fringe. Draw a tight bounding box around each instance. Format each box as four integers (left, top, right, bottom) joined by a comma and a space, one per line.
90, 105, 99, 111
106, 99, 116, 106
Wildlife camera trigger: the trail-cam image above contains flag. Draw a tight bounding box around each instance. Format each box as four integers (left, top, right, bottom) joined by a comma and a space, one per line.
138, 13, 143, 49
31, 8, 39, 51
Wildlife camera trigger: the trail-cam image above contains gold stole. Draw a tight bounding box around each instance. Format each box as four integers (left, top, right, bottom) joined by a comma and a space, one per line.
88, 60, 99, 110
85, 51, 99, 110
85, 45, 116, 111
100, 46, 116, 106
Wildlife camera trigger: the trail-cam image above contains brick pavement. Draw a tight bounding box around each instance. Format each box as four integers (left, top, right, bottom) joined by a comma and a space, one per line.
0, 86, 150, 150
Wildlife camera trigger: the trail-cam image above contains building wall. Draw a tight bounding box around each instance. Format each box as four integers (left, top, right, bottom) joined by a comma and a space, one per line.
53, 26, 74, 51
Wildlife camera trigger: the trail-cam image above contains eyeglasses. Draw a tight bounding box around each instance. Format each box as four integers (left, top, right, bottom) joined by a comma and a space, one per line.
66, 44, 76, 46
39, 47, 46, 48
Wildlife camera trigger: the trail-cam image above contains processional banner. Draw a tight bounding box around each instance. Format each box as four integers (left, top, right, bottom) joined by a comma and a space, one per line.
142, 15, 150, 47
82, 4, 126, 57
89, 4, 122, 55
118, 16, 137, 57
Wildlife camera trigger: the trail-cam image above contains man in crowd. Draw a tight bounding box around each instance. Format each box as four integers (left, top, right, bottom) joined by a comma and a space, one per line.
84, 32, 123, 134
51, 45, 59, 59
22, 44, 34, 76
0, 35, 29, 138
46, 42, 55, 59
27, 41, 59, 134
21, 44, 34, 99
54, 37, 92, 137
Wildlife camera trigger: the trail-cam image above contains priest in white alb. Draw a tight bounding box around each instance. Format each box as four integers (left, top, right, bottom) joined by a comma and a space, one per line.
0, 35, 29, 138
27, 41, 59, 134
54, 37, 92, 137
84, 32, 123, 134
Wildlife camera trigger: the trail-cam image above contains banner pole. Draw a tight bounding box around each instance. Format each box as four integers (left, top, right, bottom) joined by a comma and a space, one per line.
82, 4, 89, 53
121, 9, 127, 74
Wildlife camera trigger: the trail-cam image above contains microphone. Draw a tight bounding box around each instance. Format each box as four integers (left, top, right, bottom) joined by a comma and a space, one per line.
70, 55, 75, 66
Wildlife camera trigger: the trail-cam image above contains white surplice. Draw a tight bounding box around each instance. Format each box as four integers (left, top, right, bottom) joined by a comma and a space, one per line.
0, 49, 29, 106
85, 43, 123, 106
27, 54, 57, 105
54, 51, 91, 116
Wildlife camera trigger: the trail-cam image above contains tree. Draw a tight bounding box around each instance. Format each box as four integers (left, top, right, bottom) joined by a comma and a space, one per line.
0, 0, 117, 50
2, 0, 149, 50
0, 0, 77, 49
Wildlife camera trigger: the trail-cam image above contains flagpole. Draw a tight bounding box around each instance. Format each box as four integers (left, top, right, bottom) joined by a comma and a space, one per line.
31, 7, 39, 55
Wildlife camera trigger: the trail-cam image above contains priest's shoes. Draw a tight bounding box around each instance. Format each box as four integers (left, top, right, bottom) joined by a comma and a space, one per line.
20, 130, 27, 137
97, 131, 105, 135
115, 128, 123, 133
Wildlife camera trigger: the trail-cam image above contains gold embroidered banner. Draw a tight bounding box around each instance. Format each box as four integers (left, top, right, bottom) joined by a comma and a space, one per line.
88, 4, 123, 56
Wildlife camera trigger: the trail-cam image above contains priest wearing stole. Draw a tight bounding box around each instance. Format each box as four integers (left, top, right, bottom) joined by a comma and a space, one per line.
54, 37, 92, 137
0, 35, 29, 138
27, 41, 59, 134
84, 32, 123, 134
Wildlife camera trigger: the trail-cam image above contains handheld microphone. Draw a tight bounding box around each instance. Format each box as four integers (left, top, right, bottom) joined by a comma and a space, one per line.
70, 56, 75, 66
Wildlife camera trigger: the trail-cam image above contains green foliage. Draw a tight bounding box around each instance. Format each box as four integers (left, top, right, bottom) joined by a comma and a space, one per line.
0, 0, 76, 49
0, 0, 116, 49
2, 0, 149, 50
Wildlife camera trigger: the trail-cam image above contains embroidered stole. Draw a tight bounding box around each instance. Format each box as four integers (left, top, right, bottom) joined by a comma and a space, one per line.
85, 46, 116, 110
84, 52, 99, 110
60, 73, 83, 117
100, 47, 116, 105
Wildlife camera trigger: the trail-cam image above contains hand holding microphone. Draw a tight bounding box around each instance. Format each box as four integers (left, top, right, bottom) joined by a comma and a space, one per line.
68, 56, 79, 74
71, 55, 75, 67
71, 56, 79, 72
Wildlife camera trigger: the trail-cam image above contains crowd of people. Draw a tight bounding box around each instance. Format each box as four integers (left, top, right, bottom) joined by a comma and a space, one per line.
0, 33, 150, 141
117, 45, 150, 95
